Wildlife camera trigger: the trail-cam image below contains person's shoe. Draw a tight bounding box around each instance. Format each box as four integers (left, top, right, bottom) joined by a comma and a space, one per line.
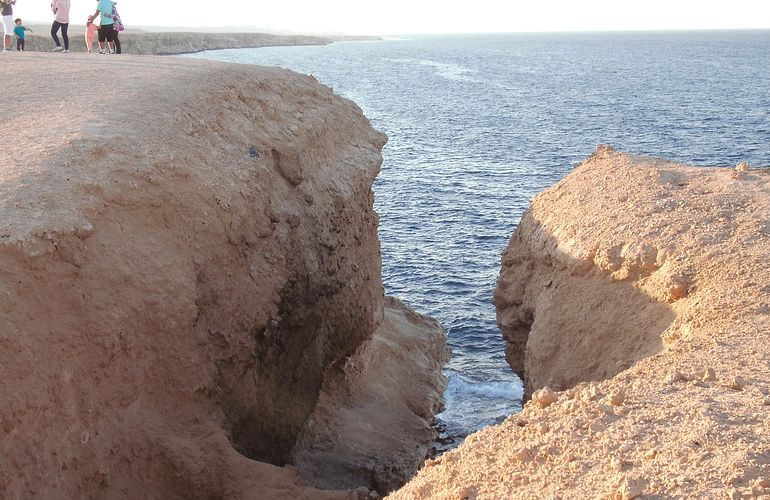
2, 48, 10, 52
52, 46, 63, 52
63, 49, 69, 53
99, 49, 106, 54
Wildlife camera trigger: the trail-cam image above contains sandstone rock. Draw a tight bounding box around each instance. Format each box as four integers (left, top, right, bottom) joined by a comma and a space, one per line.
617, 478, 646, 500
667, 277, 691, 302
457, 485, 478, 500
609, 389, 627, 406
703, 368, 717, 382
589, 421, 606, 434
292, 298, 449, 494
0, 55, 441, 498
729, 376, 746, 391
533, 387, 559, 408
511, 448, 534, 463
667, 371, 687, 384
393, 150, 770, 500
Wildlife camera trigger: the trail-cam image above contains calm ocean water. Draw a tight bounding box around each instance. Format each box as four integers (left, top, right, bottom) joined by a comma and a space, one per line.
189, 31, 770, 448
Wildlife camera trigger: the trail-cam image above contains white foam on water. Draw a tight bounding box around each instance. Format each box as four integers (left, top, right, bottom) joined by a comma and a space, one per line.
384, 58, 482, 83
443, 372, 523, 404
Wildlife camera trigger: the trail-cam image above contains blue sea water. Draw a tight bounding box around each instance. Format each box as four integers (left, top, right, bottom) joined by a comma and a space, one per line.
189, 31, 770, 448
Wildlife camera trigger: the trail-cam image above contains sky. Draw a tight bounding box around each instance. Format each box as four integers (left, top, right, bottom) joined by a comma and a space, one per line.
15, 0, 770, 34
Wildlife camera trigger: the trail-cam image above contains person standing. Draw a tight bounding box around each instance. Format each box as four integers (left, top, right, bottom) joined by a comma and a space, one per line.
85, 15, 98, 53
0, 0, 16, 52
111, 1, 123, 54
51, 0, 71, 52
13, 17, 31, 51
92, 0, 115, 54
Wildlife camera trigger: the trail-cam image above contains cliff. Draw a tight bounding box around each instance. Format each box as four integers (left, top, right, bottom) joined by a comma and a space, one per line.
392, 147, 770, 499
294, 297, 449, 493
22, 31, 333, 55
0, 53, 445, 498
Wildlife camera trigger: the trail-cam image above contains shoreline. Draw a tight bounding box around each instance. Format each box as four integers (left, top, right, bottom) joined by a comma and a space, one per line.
19, 30, 381, 56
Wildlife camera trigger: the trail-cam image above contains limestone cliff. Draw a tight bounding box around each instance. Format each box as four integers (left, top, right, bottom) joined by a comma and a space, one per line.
0, 54, 445, 498
294, 297, 449, 494
23, 31, 332, 55
392, 147, 770, 499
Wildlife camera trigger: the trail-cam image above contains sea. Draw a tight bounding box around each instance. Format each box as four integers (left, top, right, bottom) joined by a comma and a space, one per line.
188, 31, 770, 450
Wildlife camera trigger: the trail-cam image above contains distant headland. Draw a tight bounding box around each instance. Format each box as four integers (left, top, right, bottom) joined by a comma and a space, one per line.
19, 25, 381, 55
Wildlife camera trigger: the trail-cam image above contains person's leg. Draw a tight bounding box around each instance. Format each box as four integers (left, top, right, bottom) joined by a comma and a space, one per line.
107, 26, 116, 53
114, 33, 121, 54
97, 27, 106, 53
2, 16, 12, 50
51, 21, 61, 48
61, 23, 69, 51
16, 38, 20, 51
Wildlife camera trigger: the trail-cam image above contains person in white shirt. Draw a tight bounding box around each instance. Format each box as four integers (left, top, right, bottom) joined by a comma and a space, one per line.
1, 0, 16, 52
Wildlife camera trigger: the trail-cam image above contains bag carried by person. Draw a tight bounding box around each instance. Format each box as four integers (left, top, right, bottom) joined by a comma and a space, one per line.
111, 5, 124, 32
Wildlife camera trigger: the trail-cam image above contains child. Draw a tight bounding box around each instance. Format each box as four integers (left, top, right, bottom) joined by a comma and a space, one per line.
85, 15, 98, 53
13, 18, 30, 52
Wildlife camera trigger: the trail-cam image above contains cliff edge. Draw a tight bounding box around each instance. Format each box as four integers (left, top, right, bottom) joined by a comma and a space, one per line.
393, 147, 770, 499
22, 31, 334, 55
0, 54, 445, 498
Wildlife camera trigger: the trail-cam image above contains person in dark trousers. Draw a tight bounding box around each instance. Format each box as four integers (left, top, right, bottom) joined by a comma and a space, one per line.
50, 0, 71, 52
13, 18, 30, 51
111, 1, 122, 54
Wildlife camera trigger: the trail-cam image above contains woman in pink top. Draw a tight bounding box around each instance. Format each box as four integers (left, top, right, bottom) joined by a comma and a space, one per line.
50, 0, 70, 52
85, 15, 98, 53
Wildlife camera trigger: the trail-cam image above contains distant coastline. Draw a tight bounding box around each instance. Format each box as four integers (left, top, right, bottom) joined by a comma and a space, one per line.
19, 29, 381, 55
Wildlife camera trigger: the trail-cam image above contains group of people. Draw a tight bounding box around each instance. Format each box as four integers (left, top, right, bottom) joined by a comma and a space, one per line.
1, 0, 124, 54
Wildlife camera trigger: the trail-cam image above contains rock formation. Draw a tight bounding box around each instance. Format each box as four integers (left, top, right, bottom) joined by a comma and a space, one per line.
392, 147, 770, 498
22, 31, 334, 55
0, 54, 445, 498
294, 297, 449, 494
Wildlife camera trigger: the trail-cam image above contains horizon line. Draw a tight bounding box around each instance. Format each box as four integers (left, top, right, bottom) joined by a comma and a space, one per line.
16, 22, 770, 36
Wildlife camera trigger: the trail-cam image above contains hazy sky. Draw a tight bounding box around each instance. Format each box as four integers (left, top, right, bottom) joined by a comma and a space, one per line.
16, 0, 770, 34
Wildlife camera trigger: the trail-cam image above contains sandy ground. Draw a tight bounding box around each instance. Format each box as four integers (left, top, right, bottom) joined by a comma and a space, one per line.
0, 53, 443, 499
392, 147, 770, 499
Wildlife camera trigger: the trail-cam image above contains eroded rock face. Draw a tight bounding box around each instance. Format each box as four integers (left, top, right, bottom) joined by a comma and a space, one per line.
293, 297, 450, 495
494, 203, 676, 397
392, 148, 770, 499
0, 55, 444, 498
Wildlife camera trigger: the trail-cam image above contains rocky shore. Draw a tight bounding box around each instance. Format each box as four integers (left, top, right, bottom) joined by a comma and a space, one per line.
20, 30, 378, 55
392, 147, 770, 499
0, 54, 443, 498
